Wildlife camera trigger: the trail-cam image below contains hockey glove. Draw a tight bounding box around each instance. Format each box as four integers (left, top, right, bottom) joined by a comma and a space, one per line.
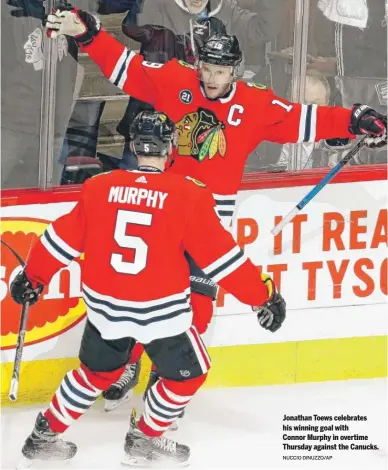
10, 270, 43, 306
45, 8, 101, 46
349, 104, 387, 148
253, 274, 286, 333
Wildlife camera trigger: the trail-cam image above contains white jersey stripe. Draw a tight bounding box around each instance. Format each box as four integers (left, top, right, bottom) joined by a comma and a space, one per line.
298, 104, 308, 143
109, 48, 128, 84
47, 224, 82, 258
212, 193, 237, 202
202, 245, 241, 276
82, 283, 190, 310
86, 305, 192, 343
211, 253, 248, 283
308, 104, 318, 142
41, 234, 69, 265
117, 51, 136, 89
84, 291, 191, 321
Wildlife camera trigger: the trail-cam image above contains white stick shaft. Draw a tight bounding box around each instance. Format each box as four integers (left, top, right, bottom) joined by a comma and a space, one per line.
271, 206, 300, 236
9, 378, 19, 401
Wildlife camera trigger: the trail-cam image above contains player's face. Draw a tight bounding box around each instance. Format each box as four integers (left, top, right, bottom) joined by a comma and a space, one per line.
198, 62, 233, 99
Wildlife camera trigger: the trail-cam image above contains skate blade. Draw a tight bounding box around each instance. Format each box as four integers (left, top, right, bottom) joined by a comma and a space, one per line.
121, 454, 189, 468
104, 391, 133, 412
16, 456, 32, 470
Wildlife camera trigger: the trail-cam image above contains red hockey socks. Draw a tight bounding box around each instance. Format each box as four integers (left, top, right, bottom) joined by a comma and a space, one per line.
44, 364, 124, 433
138, 374, 207, 437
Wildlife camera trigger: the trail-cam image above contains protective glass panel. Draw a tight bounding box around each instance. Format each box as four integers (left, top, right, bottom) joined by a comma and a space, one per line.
51, 8, 130, 187
237, 0, 298, 173
298, 1, 387, 170
1, 1, 45, 189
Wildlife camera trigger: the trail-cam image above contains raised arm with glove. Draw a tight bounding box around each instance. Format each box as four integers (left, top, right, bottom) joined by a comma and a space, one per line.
349, 104, 387, 149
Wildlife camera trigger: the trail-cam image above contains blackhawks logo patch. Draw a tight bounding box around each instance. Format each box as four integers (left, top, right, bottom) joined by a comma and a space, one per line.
176, 108, 227, 162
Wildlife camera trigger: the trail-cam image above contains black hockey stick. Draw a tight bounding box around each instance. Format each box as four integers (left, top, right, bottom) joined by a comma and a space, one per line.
0, 239, 30, 401
9, 300, 30, 401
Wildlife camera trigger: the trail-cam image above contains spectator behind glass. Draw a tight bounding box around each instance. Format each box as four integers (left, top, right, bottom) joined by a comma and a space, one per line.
276, 73, 341, 171
318, 0, 387, 165
1, 0, 99, 190
136, 0, 281, 78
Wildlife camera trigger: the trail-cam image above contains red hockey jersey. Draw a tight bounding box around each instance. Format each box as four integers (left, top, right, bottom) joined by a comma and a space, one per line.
82, 30, 354, 226
25, 169, 269, 343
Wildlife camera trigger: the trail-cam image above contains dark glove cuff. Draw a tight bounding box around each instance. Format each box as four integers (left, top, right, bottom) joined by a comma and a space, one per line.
74, 9, 101, 46
75, 30, 97, 46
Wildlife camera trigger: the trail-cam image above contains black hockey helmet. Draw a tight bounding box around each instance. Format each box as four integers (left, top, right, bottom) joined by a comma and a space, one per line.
198, 33, 242, 68
129, 111, 175, 157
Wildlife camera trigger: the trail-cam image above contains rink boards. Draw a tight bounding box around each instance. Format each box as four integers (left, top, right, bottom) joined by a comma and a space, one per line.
1, 167, 387, 404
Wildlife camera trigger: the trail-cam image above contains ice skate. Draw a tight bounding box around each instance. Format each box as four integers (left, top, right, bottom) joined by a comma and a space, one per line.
122, 410, 190, 467
16, 412, 77, 469
103, 360, 141, 412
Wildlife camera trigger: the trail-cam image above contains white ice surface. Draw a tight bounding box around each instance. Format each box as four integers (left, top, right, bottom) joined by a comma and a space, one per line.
1, 378, 387, 470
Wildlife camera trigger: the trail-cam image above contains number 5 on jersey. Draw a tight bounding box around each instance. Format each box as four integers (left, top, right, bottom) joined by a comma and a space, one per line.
111, 210, 152, 275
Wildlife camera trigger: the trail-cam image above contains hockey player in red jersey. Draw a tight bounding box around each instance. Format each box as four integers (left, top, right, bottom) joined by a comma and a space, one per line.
10, 111, 286, 467
44, 8, 387, 413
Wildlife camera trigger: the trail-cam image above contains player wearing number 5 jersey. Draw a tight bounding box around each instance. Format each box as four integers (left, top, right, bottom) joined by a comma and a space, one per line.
44, 7, 387, 415
10, 111, 286, 467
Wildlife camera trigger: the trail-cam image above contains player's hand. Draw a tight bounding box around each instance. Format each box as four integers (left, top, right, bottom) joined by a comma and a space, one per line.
349, 104, 387, 148
45, 8, 101, 46
10, 270, 44, 306
252, 274, 286, 333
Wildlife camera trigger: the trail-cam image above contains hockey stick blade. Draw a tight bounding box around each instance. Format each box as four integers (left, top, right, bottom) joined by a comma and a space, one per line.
271, 136, 368, 236
0, 239, 26, 267
8, 301, 30, 402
